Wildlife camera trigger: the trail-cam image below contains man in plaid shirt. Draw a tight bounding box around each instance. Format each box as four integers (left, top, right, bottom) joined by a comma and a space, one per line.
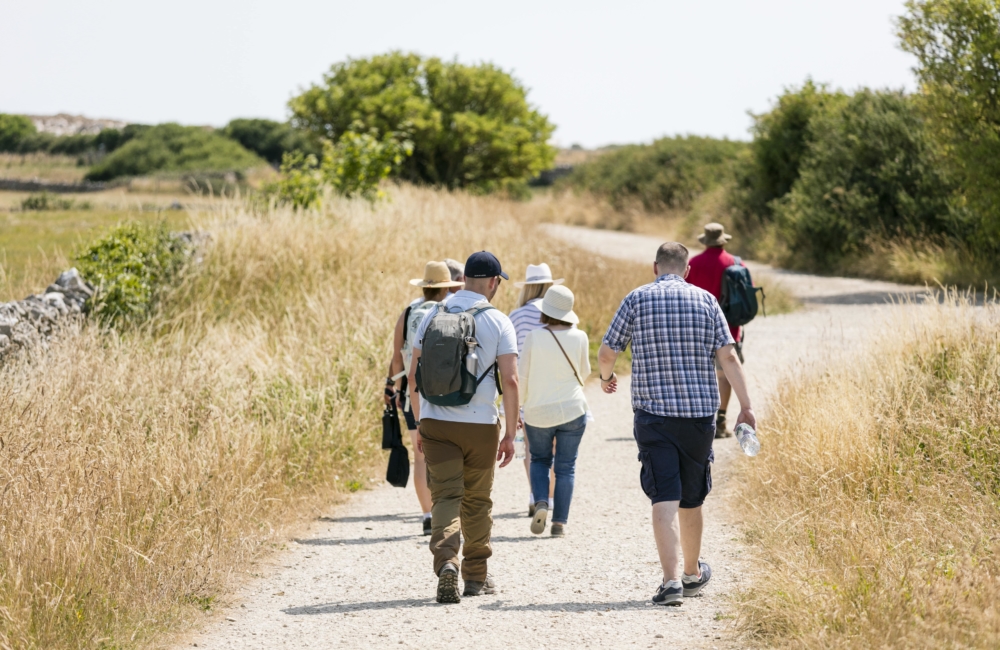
597, 242, 756, 607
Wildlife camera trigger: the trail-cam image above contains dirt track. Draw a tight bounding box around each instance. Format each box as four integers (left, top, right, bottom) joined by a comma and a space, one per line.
178, 225, 928, 649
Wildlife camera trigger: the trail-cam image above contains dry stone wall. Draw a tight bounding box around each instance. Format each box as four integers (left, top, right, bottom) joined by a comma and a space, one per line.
0, 269, 95, 362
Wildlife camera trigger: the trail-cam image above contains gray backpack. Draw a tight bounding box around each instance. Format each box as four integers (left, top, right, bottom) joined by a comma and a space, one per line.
415, 302, 501, 407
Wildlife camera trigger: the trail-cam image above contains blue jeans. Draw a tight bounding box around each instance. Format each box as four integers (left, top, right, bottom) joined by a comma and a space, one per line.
525, 414, 587, 524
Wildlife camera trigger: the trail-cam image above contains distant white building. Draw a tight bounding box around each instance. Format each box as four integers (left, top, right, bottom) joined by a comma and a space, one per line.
26, 113, 129, 136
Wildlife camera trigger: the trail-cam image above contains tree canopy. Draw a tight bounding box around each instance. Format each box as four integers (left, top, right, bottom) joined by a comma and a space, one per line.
288, 52, 556, 192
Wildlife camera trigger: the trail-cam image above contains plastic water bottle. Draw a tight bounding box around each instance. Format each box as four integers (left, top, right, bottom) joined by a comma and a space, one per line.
735, 423, 760, 457
514, 432, 526, 459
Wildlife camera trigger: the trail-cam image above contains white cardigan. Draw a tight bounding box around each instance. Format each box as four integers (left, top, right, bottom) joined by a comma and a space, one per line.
518, 327, 591, 428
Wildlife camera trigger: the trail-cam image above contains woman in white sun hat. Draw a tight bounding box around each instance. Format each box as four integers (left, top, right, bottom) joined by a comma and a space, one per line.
508, 263, 564, 516
519, 285, 591, 537
384, 261, 464, 536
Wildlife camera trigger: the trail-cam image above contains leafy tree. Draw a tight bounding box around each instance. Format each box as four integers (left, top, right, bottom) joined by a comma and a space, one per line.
732, 81, 849, 223
85, 123, 265, 181
0, 114, 37, 152
288, 52, 555, 192
221, 118, 316, 165
898, 0, 1000, 246
773, 90, 957, 270
561, 136, 747, 210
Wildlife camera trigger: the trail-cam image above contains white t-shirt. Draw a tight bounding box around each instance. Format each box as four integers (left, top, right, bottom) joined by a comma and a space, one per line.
413, 290, 518, 424
519, 327, 591, 428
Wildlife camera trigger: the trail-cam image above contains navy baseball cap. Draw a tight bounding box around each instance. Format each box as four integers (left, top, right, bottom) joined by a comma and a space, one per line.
464, 251, 509, 280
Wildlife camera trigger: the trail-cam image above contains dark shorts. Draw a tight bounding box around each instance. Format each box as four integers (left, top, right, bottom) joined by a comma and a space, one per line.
633, 410, 715, 508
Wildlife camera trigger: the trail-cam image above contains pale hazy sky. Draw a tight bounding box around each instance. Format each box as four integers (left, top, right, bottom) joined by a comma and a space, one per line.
1, 0, 916, 148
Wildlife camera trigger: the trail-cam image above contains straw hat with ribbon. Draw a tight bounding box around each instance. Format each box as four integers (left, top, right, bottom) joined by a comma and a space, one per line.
514, 263, 565, 288
698, 222, 733, 247
409, 261, 465, 288
541, 285, 579, 324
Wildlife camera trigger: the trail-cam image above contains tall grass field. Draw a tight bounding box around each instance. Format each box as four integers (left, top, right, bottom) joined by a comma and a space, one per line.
0, 186, 650, 649
737, 295, 1000, 648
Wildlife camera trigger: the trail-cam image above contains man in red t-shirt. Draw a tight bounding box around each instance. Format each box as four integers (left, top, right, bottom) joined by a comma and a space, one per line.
686, 223, 745, 438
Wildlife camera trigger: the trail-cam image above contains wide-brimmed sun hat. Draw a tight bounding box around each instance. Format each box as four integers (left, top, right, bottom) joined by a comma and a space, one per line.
698, 222, 733, 247
409, 261, 465, 288
514, 263, 565, 288
541, 285, 579, 325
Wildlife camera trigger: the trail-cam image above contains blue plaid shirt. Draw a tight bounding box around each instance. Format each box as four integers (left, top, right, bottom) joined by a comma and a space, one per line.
603, 274, 735, 418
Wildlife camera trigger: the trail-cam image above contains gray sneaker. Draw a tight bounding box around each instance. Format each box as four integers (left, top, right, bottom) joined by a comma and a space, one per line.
550, 523, 565, 537
463, 575, 497, 596
436, 563, 460, 604
530, 501, 548, 535
682, 561, 712, 597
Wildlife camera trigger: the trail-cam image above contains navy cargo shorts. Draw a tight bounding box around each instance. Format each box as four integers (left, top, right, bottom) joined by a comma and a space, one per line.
633, 410, 715, 508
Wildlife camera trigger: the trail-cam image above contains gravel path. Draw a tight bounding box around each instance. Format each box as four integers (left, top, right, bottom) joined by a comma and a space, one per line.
179, 226, 928, 650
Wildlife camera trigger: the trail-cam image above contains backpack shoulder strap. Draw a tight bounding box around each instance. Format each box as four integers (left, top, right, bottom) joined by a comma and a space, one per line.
733, 256, 742, 266
401, 305, 413, 344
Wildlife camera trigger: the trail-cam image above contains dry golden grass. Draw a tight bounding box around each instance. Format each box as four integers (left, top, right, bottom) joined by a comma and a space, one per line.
0, 185, 649, 649
737, 294, 1000, 648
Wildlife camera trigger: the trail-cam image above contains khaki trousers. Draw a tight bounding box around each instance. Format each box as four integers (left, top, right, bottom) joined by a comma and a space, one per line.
419, 418, 500, 581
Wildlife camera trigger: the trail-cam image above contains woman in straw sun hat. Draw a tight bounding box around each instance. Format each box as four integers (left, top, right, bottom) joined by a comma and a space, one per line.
508, 263, 564, 515
384, 261, 464, 536
519, 285, 591, 537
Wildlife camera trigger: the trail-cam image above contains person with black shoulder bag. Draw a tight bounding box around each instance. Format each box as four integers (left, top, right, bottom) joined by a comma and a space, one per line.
383, 261, 464, 535
517, 285, 592, 538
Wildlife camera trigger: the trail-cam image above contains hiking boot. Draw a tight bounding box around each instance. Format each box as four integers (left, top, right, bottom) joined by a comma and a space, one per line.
682, 561, 712, 597
462, 575, 497, 597
715, 411, 732, 438
550, 523, 565, 537
436, 563, 460, 604
422, 516, 432, 536
651, 580, 683, 606
530, 501, 548, 535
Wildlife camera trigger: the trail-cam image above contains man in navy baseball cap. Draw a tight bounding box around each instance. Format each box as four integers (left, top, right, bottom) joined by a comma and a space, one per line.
464, 251, 509, 280
407, 248, 520, 603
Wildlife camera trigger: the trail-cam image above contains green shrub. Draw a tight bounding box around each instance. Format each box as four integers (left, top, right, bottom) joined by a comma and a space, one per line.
221, 118, 316, 165
0, 114, 37, 152
559, 136, 747, 210
289, 51, 555, 191
771, 90, 957, 271
20, 192, 89, 211
731, 81, 849, 225
84, 123, 266, 182
265, 152, 323, 210
264, 127, 412, 208
75, 222, 187, 326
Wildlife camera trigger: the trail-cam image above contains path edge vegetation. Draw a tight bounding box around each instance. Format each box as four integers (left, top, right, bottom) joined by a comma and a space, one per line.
0, 186, 651, 649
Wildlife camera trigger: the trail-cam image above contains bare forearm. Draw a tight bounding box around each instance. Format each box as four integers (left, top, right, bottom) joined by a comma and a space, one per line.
501, 379, 519, 435
598, 343, 619, 380
720, 353, 752, 410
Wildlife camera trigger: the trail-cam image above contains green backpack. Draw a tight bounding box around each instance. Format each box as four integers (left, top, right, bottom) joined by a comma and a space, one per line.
415, 303, 501, 407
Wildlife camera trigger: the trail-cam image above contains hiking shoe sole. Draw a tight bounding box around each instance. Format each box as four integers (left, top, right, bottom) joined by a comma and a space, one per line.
530, 504, 548, 535
436, 572, 461, 604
